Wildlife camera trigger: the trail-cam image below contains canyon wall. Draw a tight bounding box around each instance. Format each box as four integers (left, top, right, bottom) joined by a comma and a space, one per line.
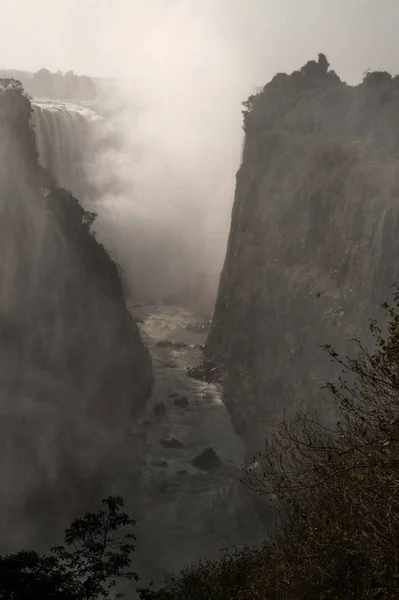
0, 79, 152, 549
206, 56, 399, 452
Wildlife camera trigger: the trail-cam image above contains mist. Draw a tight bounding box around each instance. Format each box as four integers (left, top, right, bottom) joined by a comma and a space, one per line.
4, 0, 399, 305
85, 1, 272, 304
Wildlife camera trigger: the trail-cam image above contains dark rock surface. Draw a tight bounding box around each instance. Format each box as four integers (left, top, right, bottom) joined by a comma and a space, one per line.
173, 341, 188, 348
153, 402, 166, 417
174, 395, 189, 408
206, 56, 399, 452
156, 340, 174, 348
187, 359, 224, 384
192, 447, 222, 470
153, 460, 168, 468
160, 438, 185, 449
0, 79, 152, 550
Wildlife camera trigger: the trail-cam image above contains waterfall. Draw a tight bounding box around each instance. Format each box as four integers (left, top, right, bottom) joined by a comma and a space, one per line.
31, 100, 99, 200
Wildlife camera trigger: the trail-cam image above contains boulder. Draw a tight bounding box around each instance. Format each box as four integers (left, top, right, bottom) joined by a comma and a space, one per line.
174, 396, 189, 408
192, 447, 222, 470
174, 341, 188, 348
153, 402, 166, 417
187, 359, 224, 383
156, 340, 174, 348
153, 460, 168, 468
161, 438, 185, 449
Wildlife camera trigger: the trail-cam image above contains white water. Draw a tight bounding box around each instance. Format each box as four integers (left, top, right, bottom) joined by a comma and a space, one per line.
31, 99, 98, 200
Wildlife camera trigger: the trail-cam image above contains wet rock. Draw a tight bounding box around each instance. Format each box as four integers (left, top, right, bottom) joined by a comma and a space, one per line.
174, 396, 189, 408
173, 341, 188, 348
141, 419, 153, 427
168, 392, 178, 398
157, 482, 171, 493
192, 447, 222, 470
153, 460, 168, 468
196, 344, 205, 351
153, 402, 166, 417
156, 340, 174, 348
163, 359, 178, 368
161, 437, 185, 449
187, 359, 224, 384
134, 316, 144, 324
186, 317, 212, 334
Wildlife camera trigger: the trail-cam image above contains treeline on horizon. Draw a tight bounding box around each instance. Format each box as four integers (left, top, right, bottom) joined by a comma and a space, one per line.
0, 67, 98, 101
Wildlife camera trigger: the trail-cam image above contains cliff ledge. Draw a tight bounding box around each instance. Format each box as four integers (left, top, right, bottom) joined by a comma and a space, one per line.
206, 56, 399, 452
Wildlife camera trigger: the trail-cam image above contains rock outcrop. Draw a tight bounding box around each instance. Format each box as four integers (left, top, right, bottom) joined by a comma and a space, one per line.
192, 448, 222, 471
0, 79, 152, 549
206, 56, 399, 452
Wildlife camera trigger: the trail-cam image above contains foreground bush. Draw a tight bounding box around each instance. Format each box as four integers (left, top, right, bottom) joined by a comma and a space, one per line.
0, 496, 137, 599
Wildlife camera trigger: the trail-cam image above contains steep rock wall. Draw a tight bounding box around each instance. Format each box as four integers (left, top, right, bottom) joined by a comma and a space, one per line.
0, 79, 152, 549
206, 57, 399, 453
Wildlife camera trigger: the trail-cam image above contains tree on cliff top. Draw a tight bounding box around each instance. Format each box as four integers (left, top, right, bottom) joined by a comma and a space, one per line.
0, 496, 138, 599
140, 286, 399, 599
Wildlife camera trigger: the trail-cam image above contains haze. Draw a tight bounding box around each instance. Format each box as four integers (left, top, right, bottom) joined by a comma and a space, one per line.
3, 0, 399, 302
3, 0, 399, 82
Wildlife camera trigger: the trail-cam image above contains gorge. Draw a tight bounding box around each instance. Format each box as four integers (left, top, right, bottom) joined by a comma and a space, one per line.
0, 78, 264, 592
3, 51, 399, 598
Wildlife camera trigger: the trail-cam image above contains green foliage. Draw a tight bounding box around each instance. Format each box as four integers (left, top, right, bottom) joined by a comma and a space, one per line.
0, 496, 138, 599
141, 286, 399, 598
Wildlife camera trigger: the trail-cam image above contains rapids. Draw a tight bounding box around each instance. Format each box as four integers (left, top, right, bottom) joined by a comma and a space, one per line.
121, 305, 264, 589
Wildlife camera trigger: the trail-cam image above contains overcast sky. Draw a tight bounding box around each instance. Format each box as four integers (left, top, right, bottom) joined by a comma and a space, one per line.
1, 0, 399, 85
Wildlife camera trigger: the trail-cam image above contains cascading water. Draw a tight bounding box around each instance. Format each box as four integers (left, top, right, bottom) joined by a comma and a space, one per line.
31, 99, 99, 200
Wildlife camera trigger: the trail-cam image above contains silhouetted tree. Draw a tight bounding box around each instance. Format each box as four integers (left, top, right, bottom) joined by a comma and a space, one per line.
317, 52, 329, 74
0, 496, 138, 599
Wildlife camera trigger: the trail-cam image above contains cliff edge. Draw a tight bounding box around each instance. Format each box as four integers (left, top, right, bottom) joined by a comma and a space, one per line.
0, 79, 152, 548
206, 56, 399, 452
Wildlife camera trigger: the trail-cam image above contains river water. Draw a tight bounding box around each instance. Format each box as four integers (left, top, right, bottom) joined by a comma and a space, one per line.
124, 304, 264, 590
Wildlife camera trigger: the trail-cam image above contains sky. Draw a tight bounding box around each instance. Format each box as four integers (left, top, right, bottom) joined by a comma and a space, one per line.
2, 0, 399, 84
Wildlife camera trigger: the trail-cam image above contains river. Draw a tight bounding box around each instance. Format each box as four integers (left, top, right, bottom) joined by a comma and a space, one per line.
122, 304, 264, 590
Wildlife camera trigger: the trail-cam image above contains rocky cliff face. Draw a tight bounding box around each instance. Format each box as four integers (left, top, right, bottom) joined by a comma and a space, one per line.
0, 79, 152, 548
206, 56, 399, 453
